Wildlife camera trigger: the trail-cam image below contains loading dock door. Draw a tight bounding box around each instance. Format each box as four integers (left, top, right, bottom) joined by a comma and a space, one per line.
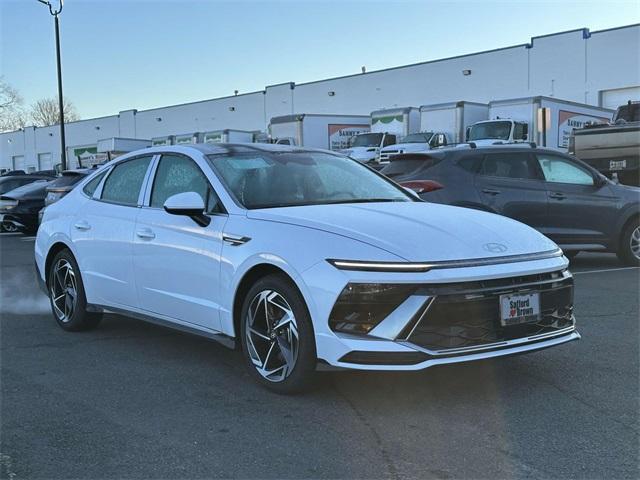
12, 156, 25, 171
38, 153, 53, 170
600, 86, 640, 109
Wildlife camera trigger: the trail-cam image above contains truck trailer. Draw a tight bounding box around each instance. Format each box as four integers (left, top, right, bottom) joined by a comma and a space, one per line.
202, 129, 255, 144
419, 101, 489, 144
342, 107, 420, 163
268, 114, 370, 150
466, 96, 613, 151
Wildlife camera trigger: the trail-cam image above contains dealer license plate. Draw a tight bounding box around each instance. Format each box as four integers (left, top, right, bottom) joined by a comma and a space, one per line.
609, 159, 627, 171
499, 292, 540, 327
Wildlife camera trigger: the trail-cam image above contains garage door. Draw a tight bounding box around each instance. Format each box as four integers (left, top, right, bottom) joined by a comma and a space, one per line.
12, 155, 25, 171
38, 153, 53, 170
600, 86, 640, 109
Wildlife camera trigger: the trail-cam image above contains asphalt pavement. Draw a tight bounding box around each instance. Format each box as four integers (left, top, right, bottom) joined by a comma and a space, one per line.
1, 233, 638, 479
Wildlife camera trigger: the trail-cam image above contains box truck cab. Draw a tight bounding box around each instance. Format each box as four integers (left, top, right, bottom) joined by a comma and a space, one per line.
341, 107, 420, 163
466, 119, 529, 145
465, 97, 613, 151
378, 131, 451, 162
420, 101, 489, 144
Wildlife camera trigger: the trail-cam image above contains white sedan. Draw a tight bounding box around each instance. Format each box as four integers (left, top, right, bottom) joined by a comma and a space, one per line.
35, 144, 579, 393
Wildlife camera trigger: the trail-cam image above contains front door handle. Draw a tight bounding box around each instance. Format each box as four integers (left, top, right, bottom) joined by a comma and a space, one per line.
136, 228, 155, 240
74, 221, 91, 231
482, 188, 501, 195
549, 192, 566, 200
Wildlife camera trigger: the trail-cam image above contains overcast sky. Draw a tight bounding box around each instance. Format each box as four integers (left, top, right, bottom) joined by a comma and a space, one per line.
2, 0, 639, 119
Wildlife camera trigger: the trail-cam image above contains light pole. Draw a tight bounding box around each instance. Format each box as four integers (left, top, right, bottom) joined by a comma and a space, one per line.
37, 0, 67, 171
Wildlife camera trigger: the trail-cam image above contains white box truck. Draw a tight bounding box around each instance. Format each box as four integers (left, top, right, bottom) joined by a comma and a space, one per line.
342, 107, 420, 163
419, 101, 489, 144
268, 114, 370, 150
466, 96, 613, 151
202, 129, 255, 144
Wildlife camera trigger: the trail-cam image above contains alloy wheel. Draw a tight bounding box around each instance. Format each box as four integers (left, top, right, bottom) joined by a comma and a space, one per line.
50, 259, 78, 323
631, 226, 640, 260
245, 290, 299, 382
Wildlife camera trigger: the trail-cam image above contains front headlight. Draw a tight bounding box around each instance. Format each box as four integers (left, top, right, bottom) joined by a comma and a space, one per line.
329, 283, 416, 334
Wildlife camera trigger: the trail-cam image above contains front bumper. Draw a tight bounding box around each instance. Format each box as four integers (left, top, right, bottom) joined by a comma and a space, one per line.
304, 253, 580, 370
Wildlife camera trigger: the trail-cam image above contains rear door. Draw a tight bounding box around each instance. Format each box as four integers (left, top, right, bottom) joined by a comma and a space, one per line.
71, 155, 154, 308
474, 151, 549, 230
535, 152, 618, 247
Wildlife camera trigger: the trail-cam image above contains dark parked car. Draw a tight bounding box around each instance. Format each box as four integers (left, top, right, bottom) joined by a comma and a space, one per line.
0, 175, 56, 232
0, 170, 89, 234
381, 145, 640, 265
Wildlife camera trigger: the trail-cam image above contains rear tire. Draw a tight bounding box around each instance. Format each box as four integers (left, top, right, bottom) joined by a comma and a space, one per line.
47, 249, 102, 331
239, 273, 317, 394
617, 220, 640, 267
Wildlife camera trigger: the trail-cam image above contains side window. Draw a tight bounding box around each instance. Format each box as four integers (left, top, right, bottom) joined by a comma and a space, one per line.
83, 170, 107, 197
480, 153, 540, 180
457, 155, 482, 173
101, 156, 152, 205
383, 135, 396, 147
150, 155, 221, 213
513, 123, 528, 141
536, 154, 594, 185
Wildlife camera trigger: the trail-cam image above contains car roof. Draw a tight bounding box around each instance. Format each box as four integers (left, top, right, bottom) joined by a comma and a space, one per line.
0, 174, 53, 181
391, 145, 570, 161
111, 142, 346, 164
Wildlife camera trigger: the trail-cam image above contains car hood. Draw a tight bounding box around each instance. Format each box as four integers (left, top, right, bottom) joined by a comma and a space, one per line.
247, 202, 558, 262
381, 143, 429, 153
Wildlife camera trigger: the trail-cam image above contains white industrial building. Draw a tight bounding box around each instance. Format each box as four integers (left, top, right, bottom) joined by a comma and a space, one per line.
2, 24, 639, 171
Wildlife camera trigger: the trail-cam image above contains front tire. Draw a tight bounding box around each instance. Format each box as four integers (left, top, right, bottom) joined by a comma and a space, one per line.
239, 274, 317, 394
617, 220, 640, 267
47, 249, 102, 331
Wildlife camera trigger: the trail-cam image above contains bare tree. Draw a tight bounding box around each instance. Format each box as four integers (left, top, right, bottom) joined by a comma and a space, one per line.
30, 97, 80, 127
0, 77, 27, 132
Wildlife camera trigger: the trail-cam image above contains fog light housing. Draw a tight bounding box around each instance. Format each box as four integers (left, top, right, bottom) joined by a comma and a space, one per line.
329, 283, 416, 334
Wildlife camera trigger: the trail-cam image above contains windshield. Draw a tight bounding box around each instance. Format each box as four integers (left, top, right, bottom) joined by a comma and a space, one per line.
351, 133, 383, 147
468, 121, 512, 141
401, 133, 434, 143
208, 151, 412, 209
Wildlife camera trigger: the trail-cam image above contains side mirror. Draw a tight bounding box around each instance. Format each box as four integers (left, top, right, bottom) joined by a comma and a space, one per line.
163, 191, 210, 227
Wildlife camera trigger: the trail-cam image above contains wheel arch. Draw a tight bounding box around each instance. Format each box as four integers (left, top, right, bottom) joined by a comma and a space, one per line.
231, 263, 305, 346
618, 211, 640, 249
44, 241, 74, 287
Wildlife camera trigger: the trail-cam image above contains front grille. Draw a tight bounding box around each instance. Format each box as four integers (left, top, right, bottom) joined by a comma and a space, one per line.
407, 273, 574, 352
379, 150, 401, 160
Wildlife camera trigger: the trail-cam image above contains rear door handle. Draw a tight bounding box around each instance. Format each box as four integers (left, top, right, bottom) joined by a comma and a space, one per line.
549, 192, 566, 200
74, 221, 91, 231
136, 228, 155, 240
481, 188, 501, 195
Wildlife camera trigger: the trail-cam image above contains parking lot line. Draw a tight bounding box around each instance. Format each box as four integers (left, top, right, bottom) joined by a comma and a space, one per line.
573, 266, 640, 275
20, 236, 36, 242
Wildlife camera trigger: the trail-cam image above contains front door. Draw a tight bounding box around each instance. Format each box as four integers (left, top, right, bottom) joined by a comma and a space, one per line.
535, 153, 618, 247
474, 151, 549, 230
133, 153, 227, 331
